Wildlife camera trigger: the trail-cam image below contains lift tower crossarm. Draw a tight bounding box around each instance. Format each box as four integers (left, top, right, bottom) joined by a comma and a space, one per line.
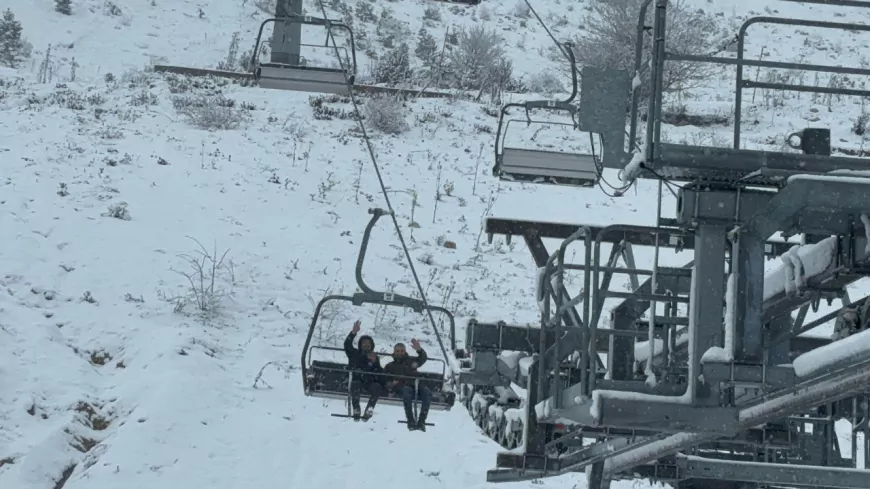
602, 356, 870, 476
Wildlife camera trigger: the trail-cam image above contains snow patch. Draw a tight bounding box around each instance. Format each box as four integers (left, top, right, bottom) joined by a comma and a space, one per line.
3, 428, 84, 489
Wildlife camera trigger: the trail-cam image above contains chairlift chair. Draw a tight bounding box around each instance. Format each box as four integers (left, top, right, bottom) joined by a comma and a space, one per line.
250, 16, 357, 95
300, 209, 458, 422
492, 44, 602, 187
310, 346, 453, 423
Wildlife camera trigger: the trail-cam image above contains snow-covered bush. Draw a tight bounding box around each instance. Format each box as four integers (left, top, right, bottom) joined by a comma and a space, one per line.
525, 72, 565, 95
363, 94, 408, 134
373, 42, 412, 85
445, 25, 513, 99
55, 0, 72, 15
172, 94, 248, 130
422, 5, 441, 23
572, 0, 727, 96
355, 2, 376, 22
103, 201, 131, 220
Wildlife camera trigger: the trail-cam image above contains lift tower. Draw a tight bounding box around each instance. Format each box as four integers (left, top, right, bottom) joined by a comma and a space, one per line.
459, 1, 870, 488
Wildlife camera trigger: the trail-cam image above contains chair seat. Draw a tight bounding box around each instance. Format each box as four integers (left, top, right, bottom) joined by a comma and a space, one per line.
307, 360, 455, 410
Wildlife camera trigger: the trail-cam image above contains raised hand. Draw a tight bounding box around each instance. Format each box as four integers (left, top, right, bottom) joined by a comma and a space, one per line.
352, 320, 361, 334
410, 338, 421, 350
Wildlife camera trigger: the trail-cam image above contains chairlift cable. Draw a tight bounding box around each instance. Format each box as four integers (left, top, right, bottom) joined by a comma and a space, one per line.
521, 0, 570, 62
315, 4, 460, 388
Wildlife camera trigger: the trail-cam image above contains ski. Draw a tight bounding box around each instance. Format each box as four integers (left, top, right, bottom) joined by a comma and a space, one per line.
331, 413, 372, 422
397, 420, 434, 426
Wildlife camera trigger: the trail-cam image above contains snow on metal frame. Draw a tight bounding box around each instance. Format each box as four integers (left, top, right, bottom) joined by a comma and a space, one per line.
762, 236, 838, 301
793, 328, 870, 377
701, 272, 736, 363
603, 357, 870, 476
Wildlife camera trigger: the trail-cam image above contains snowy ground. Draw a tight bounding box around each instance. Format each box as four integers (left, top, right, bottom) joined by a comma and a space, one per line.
3, 0, 870, 487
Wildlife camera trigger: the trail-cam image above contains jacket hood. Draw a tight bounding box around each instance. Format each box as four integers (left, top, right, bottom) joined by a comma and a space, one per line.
358, 335, 375, 350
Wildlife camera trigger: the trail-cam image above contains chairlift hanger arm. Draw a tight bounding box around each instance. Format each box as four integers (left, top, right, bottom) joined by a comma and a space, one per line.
563, 42, 578, 104
354, 208, 458, 348
355, 208, 425, 307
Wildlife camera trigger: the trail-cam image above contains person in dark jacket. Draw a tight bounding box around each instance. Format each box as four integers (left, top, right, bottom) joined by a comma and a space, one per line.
344, 320, 386, 420
384, 338, 431, 431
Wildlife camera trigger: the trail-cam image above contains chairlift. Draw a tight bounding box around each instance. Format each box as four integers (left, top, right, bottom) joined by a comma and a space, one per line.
493, 44, 602, 187
250, 16, 357, 95
300, 208, 458, 421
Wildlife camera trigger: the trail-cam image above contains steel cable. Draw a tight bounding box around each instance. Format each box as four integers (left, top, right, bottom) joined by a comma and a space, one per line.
311, 5, 460, 387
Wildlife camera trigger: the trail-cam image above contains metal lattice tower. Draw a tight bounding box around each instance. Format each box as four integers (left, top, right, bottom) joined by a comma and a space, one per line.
457, 1, 870, 488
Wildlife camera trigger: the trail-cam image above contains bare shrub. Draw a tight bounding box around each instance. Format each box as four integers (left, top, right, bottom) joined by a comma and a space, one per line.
853, 111, 868, 136
216, 32, 248, 72
363, 94, 408, 134
168, 238, 233, 314
130, 89, 158, 106
525, 71, 565, 95
572, 0, 728, 97
172, 94, 248, 130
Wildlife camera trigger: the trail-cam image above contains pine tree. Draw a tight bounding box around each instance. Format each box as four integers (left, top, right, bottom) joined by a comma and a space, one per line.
55, 0, 72, 15
415, 28, 437, 65
0, 9, 24, 68
374, 42, 411, 85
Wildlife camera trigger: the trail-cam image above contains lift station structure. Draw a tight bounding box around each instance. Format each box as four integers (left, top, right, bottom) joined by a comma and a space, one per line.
256, 0, 870, 486
457, 1, 870, 488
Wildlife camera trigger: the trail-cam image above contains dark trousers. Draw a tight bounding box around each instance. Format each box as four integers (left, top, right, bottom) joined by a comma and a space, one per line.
401, 385, 431, 423
351, 379, 385, 410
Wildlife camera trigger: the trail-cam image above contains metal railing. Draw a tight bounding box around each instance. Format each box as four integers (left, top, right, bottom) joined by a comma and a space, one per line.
627, 0, 870, 158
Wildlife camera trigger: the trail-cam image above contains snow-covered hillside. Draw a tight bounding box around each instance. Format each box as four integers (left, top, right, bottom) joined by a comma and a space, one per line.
3, 0, 870, 488
0, 67, 651, 489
